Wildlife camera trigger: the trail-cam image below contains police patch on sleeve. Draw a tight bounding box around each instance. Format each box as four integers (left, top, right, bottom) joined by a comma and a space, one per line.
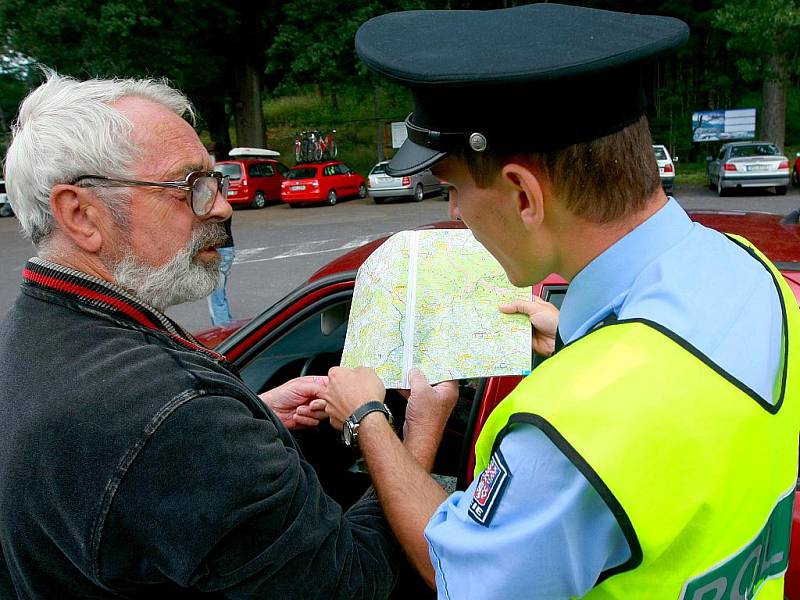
468, 449, 511, 526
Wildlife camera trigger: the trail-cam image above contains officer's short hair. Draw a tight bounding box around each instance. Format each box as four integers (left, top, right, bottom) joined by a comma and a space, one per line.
456, 116, 662, 223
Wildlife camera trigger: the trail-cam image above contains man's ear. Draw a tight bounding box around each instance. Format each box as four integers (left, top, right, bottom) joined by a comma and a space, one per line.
500, 162, 546, 230
49, 185, 106, 253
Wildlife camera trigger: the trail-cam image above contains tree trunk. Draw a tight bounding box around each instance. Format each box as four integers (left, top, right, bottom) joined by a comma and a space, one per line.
375, 86, 385, 163
203, 99, 232, 161
233, 61, 266, 148
760, 53, 788, 151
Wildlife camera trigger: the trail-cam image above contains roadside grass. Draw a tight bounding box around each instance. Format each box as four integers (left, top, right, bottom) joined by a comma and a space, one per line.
258, 85, 413, 177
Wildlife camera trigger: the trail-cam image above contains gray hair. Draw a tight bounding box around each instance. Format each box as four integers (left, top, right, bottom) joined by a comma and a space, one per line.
4, 68, 195, 246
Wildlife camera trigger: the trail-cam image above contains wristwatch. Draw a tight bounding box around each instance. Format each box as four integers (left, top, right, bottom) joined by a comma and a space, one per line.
342, 401, 393, 447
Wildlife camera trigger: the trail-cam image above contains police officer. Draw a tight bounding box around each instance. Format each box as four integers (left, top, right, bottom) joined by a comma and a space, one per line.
322, 3, 800, 598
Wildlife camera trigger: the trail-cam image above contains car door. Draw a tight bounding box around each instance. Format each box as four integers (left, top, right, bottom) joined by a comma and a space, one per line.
335, 163, 357, 195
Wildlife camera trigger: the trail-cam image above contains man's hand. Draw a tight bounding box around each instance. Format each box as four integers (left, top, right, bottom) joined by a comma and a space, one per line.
259, 375, 328, 430
500, 296, 559, 357
404, 369, 459, 441
323, 367, 386, 429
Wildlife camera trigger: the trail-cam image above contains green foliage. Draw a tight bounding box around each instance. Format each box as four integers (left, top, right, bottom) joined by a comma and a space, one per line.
714, 0, 800, 82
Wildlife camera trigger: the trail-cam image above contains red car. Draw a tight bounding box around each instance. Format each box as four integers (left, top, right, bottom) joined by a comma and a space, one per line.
195, 209, 800, 597
214, 156, 288, 209
792, 152, 800, 187
281, 161, 368, 207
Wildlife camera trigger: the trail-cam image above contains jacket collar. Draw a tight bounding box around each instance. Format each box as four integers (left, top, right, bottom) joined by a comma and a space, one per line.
22, 257, 224, 361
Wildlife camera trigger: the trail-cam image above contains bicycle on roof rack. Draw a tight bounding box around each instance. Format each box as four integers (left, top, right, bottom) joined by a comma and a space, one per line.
294, 129, 338, 163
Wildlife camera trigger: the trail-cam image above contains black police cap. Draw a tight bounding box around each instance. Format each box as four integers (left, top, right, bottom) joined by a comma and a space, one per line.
355, 3, 689, 176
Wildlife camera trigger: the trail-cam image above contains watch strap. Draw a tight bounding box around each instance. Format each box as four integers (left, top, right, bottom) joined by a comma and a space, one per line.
350, 401, 393, 426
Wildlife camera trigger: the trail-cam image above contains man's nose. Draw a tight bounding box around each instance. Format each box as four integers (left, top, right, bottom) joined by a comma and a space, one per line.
205, 187, 233, 222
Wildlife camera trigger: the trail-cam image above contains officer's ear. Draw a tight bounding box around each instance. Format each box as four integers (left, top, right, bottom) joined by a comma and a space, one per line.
49, 184, 109, 254
500, 162, 547, 231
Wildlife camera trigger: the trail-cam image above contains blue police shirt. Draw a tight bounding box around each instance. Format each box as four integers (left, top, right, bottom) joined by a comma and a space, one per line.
425, 198, 783, 599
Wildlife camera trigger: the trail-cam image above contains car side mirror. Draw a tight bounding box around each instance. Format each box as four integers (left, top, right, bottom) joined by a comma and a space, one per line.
706, 156, 713, 161
673, 156, 679, 163
796, 152, 800, 158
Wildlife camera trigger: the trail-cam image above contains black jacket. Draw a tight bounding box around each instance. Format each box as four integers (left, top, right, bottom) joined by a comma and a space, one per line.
0, 258, 397, 598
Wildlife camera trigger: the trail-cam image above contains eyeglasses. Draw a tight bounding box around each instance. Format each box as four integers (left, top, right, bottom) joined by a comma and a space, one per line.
70, 171, 230, 217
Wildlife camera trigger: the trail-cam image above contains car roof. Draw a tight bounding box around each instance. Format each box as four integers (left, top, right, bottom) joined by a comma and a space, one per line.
215, 158, 281, 165
308, 210, 800, 284
722, 141, 775, 147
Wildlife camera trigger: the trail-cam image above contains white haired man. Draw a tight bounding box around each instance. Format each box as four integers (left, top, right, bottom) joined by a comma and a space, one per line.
0, 72, 452, 598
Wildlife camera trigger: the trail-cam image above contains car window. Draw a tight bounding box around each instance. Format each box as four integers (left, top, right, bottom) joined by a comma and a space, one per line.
718, 149, 726, 161
335, 164, 351, 175
215, 163, 242, 180
287, 167, 318, 179
653, 147, 668, 160
248, 163, 275, 178
370, 164, 388, 175
0, 182, 5, 194
729, 144, 780, 158
323, 165, 337, 176
239, 300, 351, 393
275, 163, 289, 177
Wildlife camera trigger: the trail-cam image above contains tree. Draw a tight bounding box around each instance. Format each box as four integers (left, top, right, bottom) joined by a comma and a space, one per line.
0, 0, 269, 154
714, 0, 800, 149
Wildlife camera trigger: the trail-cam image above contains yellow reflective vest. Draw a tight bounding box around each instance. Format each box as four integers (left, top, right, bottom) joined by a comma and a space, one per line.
475, 237, 799, 599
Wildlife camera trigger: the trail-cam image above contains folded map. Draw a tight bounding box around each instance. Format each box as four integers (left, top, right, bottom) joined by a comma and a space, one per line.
341, 228, 533, 388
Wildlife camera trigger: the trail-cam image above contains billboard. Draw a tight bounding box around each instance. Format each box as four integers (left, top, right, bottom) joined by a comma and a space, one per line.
692, 108, 756, 143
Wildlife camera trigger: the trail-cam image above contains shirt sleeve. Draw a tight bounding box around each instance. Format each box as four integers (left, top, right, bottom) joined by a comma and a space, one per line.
424, 423, 630, 599
97, 394, 398, 598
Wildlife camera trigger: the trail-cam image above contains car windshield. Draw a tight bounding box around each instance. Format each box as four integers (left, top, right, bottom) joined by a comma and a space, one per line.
214, 163, 242, 180
287, 168, 318, 179
729, 144, 780, 158
653, 147, 668, 160
370, 163, 388, 175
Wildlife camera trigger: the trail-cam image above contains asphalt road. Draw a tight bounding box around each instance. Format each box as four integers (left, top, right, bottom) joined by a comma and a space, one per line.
1, 184, 798, 333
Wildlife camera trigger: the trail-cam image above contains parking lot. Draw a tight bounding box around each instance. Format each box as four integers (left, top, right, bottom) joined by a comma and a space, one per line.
1, 185, 798, 334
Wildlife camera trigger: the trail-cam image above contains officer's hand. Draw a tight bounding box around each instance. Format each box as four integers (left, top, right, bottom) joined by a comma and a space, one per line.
500, 296, 559, 357
259, 375, 328, 430
404, 369, 459, 440
322, 367, 386, 430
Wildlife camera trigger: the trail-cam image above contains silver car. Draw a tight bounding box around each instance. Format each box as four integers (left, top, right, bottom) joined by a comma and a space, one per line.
0, 180, 12, 218
368, 161, 446, 204
707, 141, 790, 197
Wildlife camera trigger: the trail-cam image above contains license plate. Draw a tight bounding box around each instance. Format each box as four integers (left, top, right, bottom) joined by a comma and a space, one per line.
226, 190, 236, 196
291, 185, 306, 191
747, 164, 768, 172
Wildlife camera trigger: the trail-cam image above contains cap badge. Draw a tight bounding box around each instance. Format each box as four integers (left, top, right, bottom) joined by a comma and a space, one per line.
469, 133, 487, 152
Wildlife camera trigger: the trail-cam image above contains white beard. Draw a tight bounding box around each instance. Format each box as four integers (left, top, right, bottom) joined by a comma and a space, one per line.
113, 223, 227, 312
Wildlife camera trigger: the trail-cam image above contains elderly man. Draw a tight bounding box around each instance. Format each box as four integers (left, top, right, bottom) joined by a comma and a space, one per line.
323, 4, 800, 599
0, 72, 452, 598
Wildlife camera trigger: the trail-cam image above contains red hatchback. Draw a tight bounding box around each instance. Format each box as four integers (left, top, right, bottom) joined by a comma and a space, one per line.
281, 161, 368, 207
214, 158, 288, 209
195, 209, 800, 598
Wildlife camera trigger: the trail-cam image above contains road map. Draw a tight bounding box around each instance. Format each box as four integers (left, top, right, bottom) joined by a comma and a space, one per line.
341, 229, 532, 388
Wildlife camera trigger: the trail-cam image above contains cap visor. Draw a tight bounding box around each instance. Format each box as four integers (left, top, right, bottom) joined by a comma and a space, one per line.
387, 139, 447, 176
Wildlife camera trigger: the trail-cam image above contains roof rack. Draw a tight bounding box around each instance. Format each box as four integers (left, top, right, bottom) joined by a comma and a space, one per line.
228, 147, 281, 158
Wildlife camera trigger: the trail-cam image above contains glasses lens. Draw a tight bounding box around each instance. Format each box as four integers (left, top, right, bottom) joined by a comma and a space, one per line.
192, 176, 218, 215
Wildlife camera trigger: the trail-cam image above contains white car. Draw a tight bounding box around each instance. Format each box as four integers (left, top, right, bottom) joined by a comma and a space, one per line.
653, 145, 676, 195
367, 161, 447, 204
0, 180, 12, 218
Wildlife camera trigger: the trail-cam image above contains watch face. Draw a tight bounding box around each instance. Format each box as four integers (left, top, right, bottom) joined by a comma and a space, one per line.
342, 421, 354, 446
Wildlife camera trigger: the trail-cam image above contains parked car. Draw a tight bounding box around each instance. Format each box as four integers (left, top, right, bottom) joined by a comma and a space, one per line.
367, 160, 447, 204
791, 152, 800, 188
193, 208, 800, 597
214, 148, 288, 209
707, 141, 790, 197
652, 144, 676, 194
0, 180, 12, 218
281, 161, 367, 207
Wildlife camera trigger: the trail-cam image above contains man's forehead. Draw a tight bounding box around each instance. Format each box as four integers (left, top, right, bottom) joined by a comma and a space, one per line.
114, 96, 210, 178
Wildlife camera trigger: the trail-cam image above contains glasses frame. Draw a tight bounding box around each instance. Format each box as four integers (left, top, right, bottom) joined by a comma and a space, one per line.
70, 171, 229, 217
